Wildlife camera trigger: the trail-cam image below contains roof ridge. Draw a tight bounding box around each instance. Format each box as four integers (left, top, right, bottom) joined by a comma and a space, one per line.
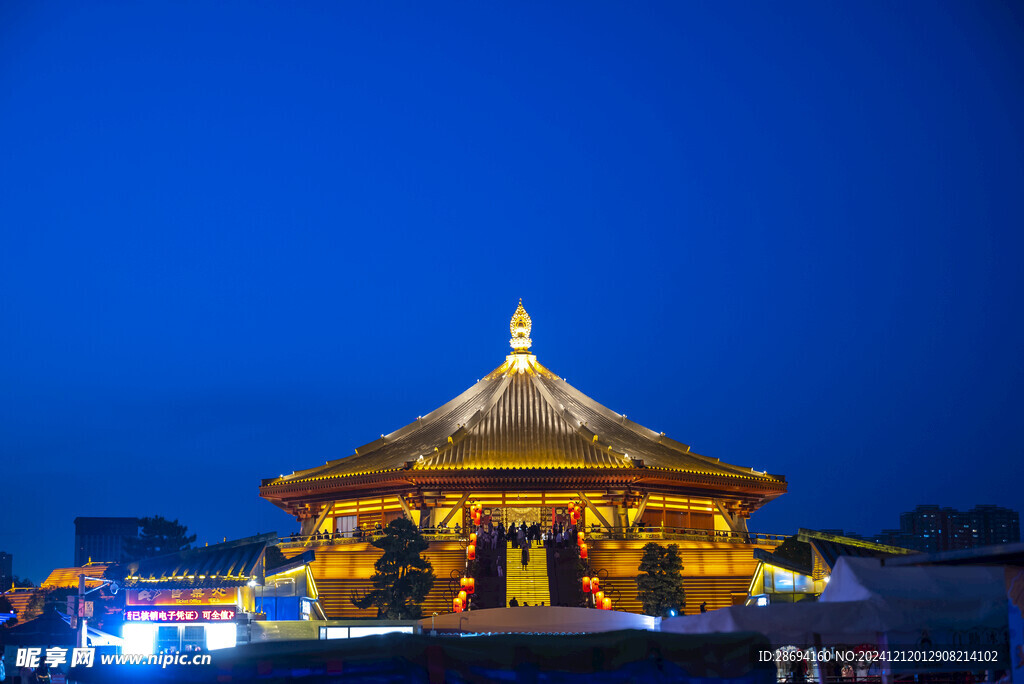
537, 375, 775, 479
418, 373, 513, 467
527, 373, 634, 465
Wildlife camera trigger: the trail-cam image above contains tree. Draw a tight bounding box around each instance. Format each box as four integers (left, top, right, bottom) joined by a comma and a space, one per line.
122, 516, 196, 561
264, 545, 288, 573
351, 518, 435, 619
21, 587, 74, 622
771, 536, 812, 570
635, 542, 686, 617
0, 593, 16, 624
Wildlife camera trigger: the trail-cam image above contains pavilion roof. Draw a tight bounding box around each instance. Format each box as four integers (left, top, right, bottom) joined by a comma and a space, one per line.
262, 304, 784, 496
2, 587, 37, 618
41, 564, 110, 589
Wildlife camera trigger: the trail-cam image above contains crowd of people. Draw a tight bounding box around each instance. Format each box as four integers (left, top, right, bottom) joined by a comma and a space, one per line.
281, 516, 587, 548
282, 522, 381, 543
497, 520, 581, 550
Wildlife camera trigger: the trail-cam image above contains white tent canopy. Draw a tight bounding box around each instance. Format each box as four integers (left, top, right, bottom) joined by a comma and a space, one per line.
661, 557, 1006, 647
820, 556, 1003, 603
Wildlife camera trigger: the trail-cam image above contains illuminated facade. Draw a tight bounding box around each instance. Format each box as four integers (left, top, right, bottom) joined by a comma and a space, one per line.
121, 534, 325, 654
747, 529, 911, 606
260, 302, 788, 616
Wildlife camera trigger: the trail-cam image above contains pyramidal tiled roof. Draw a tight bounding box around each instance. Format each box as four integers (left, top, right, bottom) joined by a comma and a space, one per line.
265, 348, 780, 488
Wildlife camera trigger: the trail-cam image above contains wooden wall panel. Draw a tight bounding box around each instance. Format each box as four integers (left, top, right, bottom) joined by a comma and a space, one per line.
588, 540, 758, 615
286, 542, 468, 619
288, 539, 758, 618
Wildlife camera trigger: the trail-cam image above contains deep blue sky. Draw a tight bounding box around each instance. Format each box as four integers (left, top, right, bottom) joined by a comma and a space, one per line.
2, 2, 1022, 583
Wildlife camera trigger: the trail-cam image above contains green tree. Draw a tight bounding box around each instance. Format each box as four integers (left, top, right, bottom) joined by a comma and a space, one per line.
635, 542, 686, 617
352, 518, 435, 619
122, 516, 196, 561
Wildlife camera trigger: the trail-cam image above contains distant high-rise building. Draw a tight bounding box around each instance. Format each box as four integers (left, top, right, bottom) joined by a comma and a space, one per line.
0, 551, 12, 590
899, 505, 958, 553
966, 505, 1020, 546
74, 517, 140, 566
891, 504, 1019, 553
871, 528, 915, 549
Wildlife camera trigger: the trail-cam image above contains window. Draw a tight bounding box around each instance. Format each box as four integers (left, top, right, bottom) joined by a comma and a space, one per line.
156, 626, 179, 654
690, 512, 713, 531
182, 626, 205, 652
794, 573, 814, 593
273, 577, 296, 596
773, 568, 794, 591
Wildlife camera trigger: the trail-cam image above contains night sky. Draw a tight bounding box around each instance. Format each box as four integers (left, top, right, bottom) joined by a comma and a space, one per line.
2, 2, 1022, 584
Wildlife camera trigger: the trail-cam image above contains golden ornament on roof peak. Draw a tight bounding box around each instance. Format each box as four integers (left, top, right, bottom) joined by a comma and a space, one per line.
509, 299, 532, 351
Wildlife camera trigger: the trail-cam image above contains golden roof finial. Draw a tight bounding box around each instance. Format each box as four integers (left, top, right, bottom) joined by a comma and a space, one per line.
510, 299, 532, 351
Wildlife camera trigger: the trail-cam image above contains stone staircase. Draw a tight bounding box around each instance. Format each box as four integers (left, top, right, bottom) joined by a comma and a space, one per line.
504, 542, 550, 607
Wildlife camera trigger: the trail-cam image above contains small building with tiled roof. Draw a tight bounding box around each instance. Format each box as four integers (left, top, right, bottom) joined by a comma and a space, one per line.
120, 534, 325, 654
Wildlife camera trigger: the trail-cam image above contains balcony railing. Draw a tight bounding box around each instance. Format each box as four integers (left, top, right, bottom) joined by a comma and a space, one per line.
276, 526, 787, 548
583, 526, 787, 544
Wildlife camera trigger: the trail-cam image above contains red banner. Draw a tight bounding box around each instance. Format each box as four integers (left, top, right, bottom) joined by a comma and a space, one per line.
124, 607, 237, 622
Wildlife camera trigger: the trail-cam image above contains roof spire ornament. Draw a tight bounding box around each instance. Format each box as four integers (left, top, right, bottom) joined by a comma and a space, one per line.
509, 299, 532, 351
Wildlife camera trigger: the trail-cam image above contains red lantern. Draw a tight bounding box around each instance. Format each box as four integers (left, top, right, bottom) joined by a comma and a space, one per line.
466, 577, 475, 595
470, 532, 477, 544
577, 531, 585, 545
453, 597, 463, 612
602, 598, 611, 610
460, 577, 467, 589
579, 543, 587, 559
594, 590, 604, 605
467, 544, 476, 560
590, 577, 599, 592
582, 577, 591, 593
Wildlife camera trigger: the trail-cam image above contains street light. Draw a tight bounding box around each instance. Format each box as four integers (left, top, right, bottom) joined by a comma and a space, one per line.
77, 575, 120, 648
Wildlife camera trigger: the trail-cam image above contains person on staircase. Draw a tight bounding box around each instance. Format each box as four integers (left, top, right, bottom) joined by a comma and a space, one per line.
521, 538, 530, 570
509, 596, 519, 607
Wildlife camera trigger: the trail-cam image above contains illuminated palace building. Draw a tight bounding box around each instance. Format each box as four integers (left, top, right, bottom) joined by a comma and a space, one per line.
260, 303, 788, 616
